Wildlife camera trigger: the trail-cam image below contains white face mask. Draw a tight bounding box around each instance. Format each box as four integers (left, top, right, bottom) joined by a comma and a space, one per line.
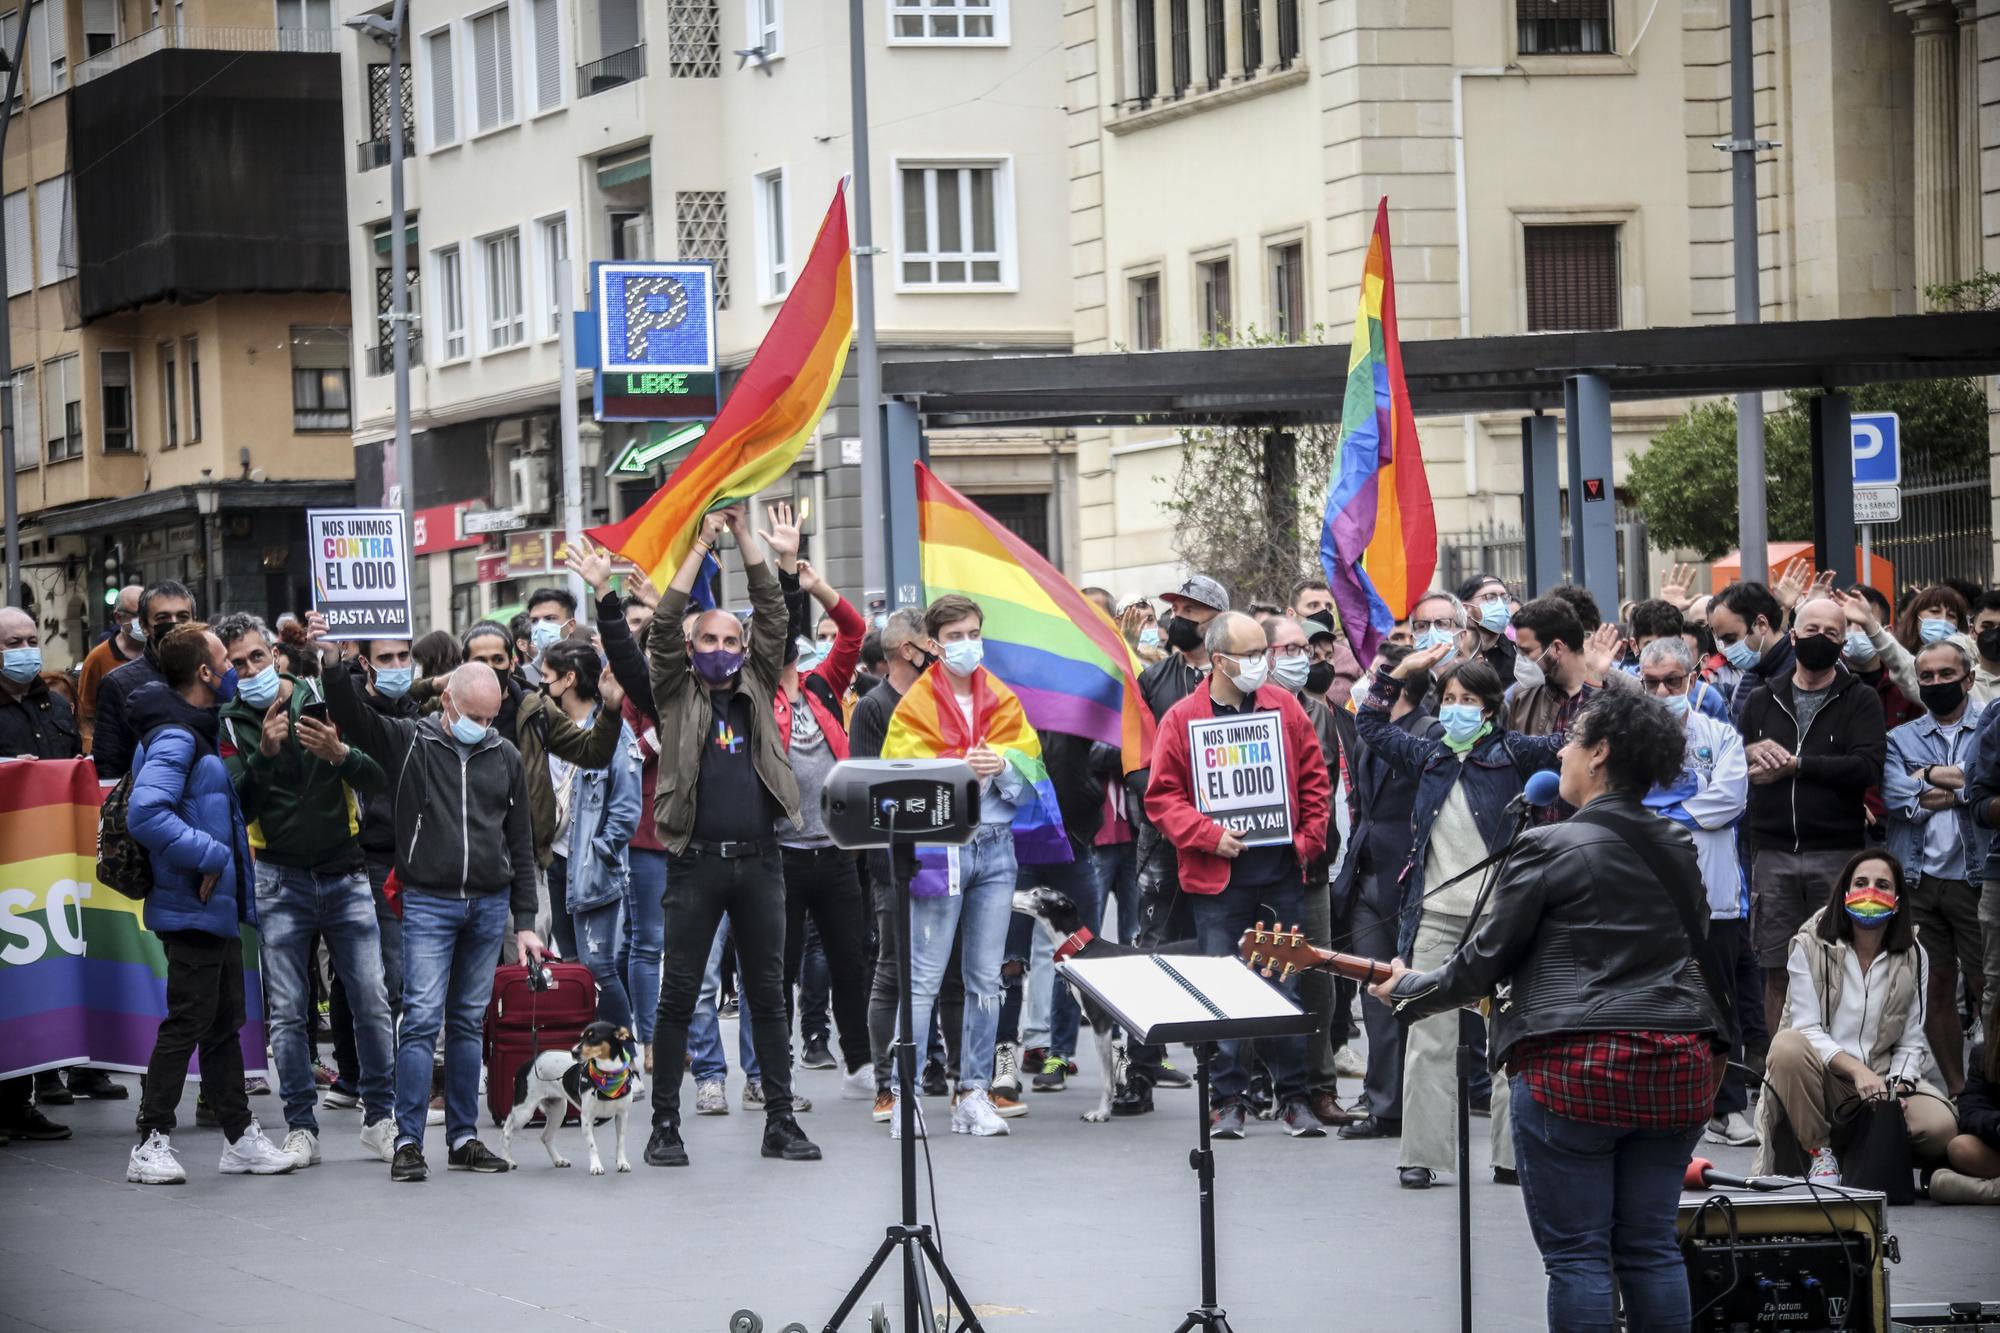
1226, 654, 1270, 694
1515, 649, 1547, 691
1271, 653, 1311, 693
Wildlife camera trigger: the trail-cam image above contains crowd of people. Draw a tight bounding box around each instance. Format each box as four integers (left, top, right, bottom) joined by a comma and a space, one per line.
2, 525, 1997, 1257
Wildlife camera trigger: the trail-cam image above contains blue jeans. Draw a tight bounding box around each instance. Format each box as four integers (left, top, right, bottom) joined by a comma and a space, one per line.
1019, 851, 1102, 1058
396, 892, 510, 1149
1510, 1074, 1702, 1333
687, 916, 758, 1082
908, 825, 1016, 1093
254, 861, 394, 1133
799, 918, 830, 1041
620, 848, 666, 1044
564, 863, 633, 1032
1093, 840, 1139, 945
1187, 875, 1308, 1104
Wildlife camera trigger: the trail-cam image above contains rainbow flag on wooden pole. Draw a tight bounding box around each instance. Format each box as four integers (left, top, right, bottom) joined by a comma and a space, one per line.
588, 182, 855, 587
1318, 197, 1436, 666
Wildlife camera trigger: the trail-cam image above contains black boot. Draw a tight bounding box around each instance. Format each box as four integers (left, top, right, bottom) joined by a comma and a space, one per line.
761, 1115, 821, 1161
33, 1071, 72, 1106
644, 1122, 689, 1167
1110, 1073, 1154, 1117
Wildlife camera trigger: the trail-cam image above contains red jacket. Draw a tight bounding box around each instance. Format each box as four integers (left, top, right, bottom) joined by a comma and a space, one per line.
1145, 682, 1329, 895
773, 593, 864, 760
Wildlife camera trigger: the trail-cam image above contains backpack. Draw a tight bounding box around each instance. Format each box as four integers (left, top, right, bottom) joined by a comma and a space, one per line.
95, 722, 200, 901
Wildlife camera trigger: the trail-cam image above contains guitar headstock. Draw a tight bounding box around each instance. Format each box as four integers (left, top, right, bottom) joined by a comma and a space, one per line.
1237, 921, 1327, 982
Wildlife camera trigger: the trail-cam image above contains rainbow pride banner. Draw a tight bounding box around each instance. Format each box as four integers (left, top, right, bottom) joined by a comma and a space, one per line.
0, 758, 267, 1079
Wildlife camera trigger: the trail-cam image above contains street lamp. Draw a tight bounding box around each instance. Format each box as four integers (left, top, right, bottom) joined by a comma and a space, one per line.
346, 2, 414, 529
0, 16, 29, 607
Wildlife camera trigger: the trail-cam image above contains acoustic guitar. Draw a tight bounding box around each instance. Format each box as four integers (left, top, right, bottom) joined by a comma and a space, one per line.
1236, 922, 1395, 986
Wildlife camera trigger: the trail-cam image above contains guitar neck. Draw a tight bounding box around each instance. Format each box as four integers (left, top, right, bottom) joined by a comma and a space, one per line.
1310, 950, 1396, 986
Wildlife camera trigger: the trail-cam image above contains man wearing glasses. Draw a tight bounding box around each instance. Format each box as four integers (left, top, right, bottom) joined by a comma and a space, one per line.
1456, 574, 1519, 680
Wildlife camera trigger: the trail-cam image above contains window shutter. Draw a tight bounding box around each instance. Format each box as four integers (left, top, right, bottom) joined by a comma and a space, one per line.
41, 357, 65, 446
11, 367, 37, 464
45, 0, 64, 74
533, 0, 559, 109
473, 14, 498, 130
25, 3, 47, 95
3, 193, 29, 297
1523, 225, 1619, 331
428, 30, 457, 143
82, 0, 115, 39
34, 178, 67, 287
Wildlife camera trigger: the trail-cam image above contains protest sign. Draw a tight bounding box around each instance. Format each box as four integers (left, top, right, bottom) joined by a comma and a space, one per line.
1187, 712, 1292, 846
308, 508, 412, 640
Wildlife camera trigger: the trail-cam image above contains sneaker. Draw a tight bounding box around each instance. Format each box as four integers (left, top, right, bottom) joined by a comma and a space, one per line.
1021, 1046, 1048, 1074
446, 1139, 509, 1173
67, 1069, 128, 1100
1153, 1060, 1192, 1090
127, 1131, 186, 1185
1031, 1054, 1067, 1093
282, 1128, 321, 1168
0, 1108, 70, 1141
425, 1094, 445, 1126
1247, 1073, 1276, 1121
1493, 1166, 1520, 1186
842, 1066, 876, 1101
195, 1096, 219, 1129
313, 1061, 338, 1089
1808, 1147, 1840, 1185
390, 1142, 428, 1182
644, 1123, 689, 1167
219, 1122, 297, 1175
920, 1061, 949, 1098
800, 1037, 836, 1070
761, 1115, 822, 1161
988, 1088, 1029, 1119
33, 1070, 72, 1105
742, 1079, 765, 1109
695, 1079, 729, 1115
950, 1088, 1010, 1137
359, 1119, 396, 1163
992, 1043, 1022, 1098
1210, 1101, 1247, 1140
889, 1094, 927, 1140
1929, 1167, 2000, 1205
1399, 1167, 1435, 1189
245, 1077, 270, 1096
1334, 1045, 1367, 1079
719, 995, 739, 1019
1702, 1111, 1758, 1148
792, 1091, 813, 1112
872, 1089, 896, 1122
1281, 1099, 1327, 1139
1111, 1076, 1154, 1117
322, 1084, 360, 1110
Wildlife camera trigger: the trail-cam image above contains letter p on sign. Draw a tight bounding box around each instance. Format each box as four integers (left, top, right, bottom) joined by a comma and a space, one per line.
1850, 412, 1900, 487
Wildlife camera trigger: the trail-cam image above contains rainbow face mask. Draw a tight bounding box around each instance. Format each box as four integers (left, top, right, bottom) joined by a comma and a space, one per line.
1843, 885, 1898, 927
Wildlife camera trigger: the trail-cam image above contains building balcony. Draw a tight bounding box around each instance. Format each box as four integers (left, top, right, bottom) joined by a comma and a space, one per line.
578, 44, 645, 97
356, 134, 415, 173
74, 24, 336, 86
367, 334, 423, 376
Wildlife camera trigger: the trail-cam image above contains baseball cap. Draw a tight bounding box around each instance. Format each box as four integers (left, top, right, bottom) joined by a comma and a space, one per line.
1303, 610, 1339, 644
1160, 574, 1230, 614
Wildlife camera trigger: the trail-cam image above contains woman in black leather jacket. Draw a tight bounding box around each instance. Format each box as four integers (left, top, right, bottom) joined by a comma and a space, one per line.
1371, 689, 1728, 1333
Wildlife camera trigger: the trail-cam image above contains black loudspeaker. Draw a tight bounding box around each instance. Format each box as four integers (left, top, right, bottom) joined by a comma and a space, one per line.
820, 759, 980, 849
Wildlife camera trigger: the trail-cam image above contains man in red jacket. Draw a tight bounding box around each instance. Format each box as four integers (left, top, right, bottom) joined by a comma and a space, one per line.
1145, 610, 1331, 1140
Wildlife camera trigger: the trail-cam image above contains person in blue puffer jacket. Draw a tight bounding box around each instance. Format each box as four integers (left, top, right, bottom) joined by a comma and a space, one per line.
127, 623, 300, 1185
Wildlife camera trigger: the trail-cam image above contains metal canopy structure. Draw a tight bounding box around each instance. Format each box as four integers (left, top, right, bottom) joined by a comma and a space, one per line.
881, 310, 2000, 428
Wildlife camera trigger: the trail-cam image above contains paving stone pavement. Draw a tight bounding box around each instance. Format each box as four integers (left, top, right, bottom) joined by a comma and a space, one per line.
3, 1045, 1994, 1332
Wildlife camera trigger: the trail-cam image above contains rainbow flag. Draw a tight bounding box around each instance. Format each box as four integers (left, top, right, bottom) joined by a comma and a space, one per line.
1318, 196, 1436, 666
588, 183, 855, 588
0, 759, 266, 1079
881, 663, 1069, 896
916, 463, 1154, 774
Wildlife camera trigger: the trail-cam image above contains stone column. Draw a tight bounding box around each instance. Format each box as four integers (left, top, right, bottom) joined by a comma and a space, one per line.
1957, 1, 1981, 282
1155, 0, 1174, 98
1258, 0, 1277, 70
1222, 0, 1242, 81
1901, 1, 1960, 299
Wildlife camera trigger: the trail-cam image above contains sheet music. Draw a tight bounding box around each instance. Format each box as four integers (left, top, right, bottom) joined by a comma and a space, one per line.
1061, 956, 1215, 1028
1157, 956, 1301, 1020
1057, 954, 1307, 1044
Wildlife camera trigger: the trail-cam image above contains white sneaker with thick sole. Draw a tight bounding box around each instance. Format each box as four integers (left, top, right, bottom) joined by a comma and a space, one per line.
841, 1065, 876, 1100
1334, 1045, 1366, 1078
127, 1131, 186, 1185
1808, 1147, 1840, 1185
950, 1088, 1010, 1137
888, 1094, 926, 1140
1702, 1111, 1758, 1148
992, 1043, 1021, 1098
219, 1121, 298, 1175
359, 1118, 397, 1163
282, 1128, 320, 1168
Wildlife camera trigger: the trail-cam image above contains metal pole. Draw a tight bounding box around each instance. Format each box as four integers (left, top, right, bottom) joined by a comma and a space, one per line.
1728, 0, 1768, 583
848, 0, 886, 599
1, 13, 34, 607
1048, 438, 1063, 575
387, 0, 414, 519
1861, 524, 1872, 590
557, 258, 587, 610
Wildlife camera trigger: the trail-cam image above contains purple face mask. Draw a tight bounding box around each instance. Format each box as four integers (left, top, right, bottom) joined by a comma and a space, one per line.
692, 648, 744, 685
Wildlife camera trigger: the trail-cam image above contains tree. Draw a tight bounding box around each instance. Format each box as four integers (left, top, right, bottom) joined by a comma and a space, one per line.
1157, 422, 1342, 609
1623, 377, 1989, 559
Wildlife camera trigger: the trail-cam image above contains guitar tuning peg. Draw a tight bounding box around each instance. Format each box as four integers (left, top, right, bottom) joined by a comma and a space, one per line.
1259, 962, 1274, 978
1246, 951, 1261, 968
1280, 963, 1294, 982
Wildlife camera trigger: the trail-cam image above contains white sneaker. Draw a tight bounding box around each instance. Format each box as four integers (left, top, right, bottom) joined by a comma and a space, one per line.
992, 1043, 1021, 1098
219, 1121, 298, 1175
1334, 1045, 1366, 1078
282, 1128, 320, 1168
127, 1131, 186, 1185
888, 1093, 926, 1140
1702, 1111, 1758, 1148
1808, 1146, 1840, 1185
950, 1087, 1010, 1137
359, 1118, 397, 1163
841, 1065, 876, 1100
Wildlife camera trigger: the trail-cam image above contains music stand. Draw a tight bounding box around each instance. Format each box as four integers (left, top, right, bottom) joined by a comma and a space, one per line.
1059, 954, 1317, 1333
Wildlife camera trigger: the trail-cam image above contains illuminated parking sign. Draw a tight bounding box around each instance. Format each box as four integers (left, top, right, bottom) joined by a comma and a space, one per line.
593, 260, 720, 422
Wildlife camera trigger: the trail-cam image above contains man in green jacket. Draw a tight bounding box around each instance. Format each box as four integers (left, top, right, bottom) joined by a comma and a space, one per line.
215, 613, 397, 1172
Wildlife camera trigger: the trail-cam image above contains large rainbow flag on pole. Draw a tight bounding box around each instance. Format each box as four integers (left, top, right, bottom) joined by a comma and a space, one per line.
587, 182, 855, 587
915, 463, 1154, 774
0, 759, 267, 1079
1318, 197, 1436, 666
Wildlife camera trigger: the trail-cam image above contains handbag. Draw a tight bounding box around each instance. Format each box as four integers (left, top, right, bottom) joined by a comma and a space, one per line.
1835, 1094, 1917, 1205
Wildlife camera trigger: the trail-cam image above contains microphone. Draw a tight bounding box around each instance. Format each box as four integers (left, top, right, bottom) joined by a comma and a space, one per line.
1683, 1156, 1803, 1192
1504, 770, 1564, 817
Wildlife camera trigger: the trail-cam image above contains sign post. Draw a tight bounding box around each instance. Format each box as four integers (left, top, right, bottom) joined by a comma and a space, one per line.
592, 261, 720, 423
1851, 411, 1901, 592
1186, 712, 1292, 847
307, 508, 413, 640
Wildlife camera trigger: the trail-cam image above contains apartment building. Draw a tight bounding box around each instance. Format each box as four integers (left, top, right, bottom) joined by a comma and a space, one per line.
1064, 0, 2000, 596
2, 0, 354, 667
340, 0, 1070, 628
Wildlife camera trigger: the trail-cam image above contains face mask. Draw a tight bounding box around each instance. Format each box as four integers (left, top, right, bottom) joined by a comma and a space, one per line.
1, 645, 42, 683
1477, 600, 1511, 634
1918, 617, 1955, 645
1919, 678, 1966, 718
1270, 654, 1311, 694
446, 699, 490, 746
1412, 627, 1459, 663
795, 637, 823, 671
373, 665, 413, 698
531, 621, 564, 654
1225, 654, 1269, 694
692, 648, 745, 685
874, 614, 888, 631
1138, 626, 1160, 649
943, 640, 985, 677
1660, 690, 1690, 718
1721, 634, 1760, 671
1514, 651, 1546, 691
1438, 703, 1485, 743
209, 665, 240, 704
1165, 615, 1203, 653
1792, 632, 1842, 673
1843, 883, 1898, 927
1843, 629, 1876, 665
1977, 626, 2000, 663
1305, 661, 1336, 695
237, 663, 281, 709
130, 620, 147, 643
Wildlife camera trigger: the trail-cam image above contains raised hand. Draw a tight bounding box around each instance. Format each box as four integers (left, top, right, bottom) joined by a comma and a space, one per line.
795, 557, 822, 596
565, 536, 616, 594
756, 500, 801, 573
294, 713, 348, 766
258, 699, 290, 758
1660, 562, 1697, 609
1833, 587, 1881, 635
1582, 622, 1623, 683
1772, 559, 1811, 610
1394, 640, 1454, 679
598, 664, 625, 713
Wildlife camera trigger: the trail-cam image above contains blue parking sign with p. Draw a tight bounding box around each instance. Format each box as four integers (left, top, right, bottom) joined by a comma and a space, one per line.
1851, 412, 1900, 486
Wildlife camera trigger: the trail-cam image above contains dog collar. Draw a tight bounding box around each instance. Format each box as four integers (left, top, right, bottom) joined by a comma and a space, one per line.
585, 1062, 634, 1101
1054, 927, 1094, 963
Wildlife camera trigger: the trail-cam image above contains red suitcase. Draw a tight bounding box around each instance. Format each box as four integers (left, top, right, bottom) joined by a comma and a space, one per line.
484, 961, 597, 1126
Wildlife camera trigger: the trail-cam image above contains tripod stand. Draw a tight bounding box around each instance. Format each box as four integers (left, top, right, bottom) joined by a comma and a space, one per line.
823, 847, 983, 1333
1175, 1042, 1231, 1333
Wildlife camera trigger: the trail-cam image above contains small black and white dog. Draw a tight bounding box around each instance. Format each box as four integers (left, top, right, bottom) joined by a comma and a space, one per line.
501, 1020, 644, 1175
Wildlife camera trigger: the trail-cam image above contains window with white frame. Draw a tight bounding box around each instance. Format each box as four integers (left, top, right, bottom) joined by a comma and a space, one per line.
101, 350, 134, 452
3, 191, 29, 297
530, 0, 563, 112
1268, 237, 1305, 342
26, 0, 65, 100
1196, 255, 1231, 344
746, 0, 780, 57
290, 326, 352, 430
1128, 272, 1161, 351
433, 243, 467, 359
754, 168, 787, 300
480, 228, 525, 350
9, 366, 36, 469
423, 26, 458, 147
42, 353, 79, 461
34, 174, 71, 287
183, 336, 202, 441
536, 213, 568, 339
0, 12, 21, 111
82, 0, 115, 55
889, 0, 1003, 43
896, 161, 1009, 288
158, 342, 177, 449
469, 5, 517, 133
274, 0, 330, 34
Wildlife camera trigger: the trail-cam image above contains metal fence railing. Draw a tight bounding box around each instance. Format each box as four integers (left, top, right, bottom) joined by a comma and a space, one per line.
1861, 466, 1992, 592
76, 25, 336, 84
355, 136, 415, 173
579, 44, 646, 96
1437, 505, 1650, 604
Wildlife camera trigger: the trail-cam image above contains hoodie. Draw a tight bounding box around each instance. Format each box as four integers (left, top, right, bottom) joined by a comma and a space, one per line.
127, 687, 256, 940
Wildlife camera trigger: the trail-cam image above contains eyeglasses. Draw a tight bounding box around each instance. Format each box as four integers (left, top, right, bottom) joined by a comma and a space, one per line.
1223, 649, 1270, 666
1409, 618, 1457, 635
1641, 673, 1688, 693
1271, 643, 1310, 659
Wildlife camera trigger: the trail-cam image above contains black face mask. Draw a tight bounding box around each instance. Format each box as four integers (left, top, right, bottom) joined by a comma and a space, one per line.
1792, 632, 1842, 673
1305, 661, 1337, 695
1165, 614, 1204, 653
1919, 678, 1966, 718
1979, 626, 2000, 664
